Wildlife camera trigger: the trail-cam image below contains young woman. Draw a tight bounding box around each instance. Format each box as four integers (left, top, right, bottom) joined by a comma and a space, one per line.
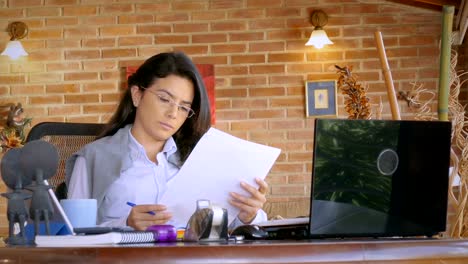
65, 52, 268, 231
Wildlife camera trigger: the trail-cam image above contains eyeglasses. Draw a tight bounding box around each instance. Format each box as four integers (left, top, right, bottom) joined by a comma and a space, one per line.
144, 89, 195, 118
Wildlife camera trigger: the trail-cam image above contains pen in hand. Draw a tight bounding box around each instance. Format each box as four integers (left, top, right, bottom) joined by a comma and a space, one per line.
126, 201, 156, 216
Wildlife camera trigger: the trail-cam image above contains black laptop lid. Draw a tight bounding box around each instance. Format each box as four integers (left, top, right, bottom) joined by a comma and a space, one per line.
309, 119, 451, 238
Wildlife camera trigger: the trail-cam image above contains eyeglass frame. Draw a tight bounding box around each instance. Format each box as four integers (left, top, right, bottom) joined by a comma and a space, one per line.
142, 88, 196, 118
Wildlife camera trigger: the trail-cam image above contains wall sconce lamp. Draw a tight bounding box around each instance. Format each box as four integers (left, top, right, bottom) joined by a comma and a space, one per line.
305, 10, 333, 49
1, 21, 29, 60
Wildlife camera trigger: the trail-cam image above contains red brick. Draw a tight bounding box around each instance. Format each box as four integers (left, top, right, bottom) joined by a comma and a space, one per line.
270, 97, 303, 108
118, 14, 153, 24
11, 84, 44, 95
64, 72, 99, 81
47, 62, 81, 72
232, 54, 265, 64
102, 49, 136, 59
137, 25, 172, 34
48, 105, 81, 116
230, 32, 264, 41
172, 1, 207, 11
30, 95, 63, 104
119, 36, 152, 46
267, 30, 303, 40
27, 7, 61, 17
228, 9, 265, 19
250, 42, 285, 52
267, 8, 301, 17
11, 63, 44, 73
83, 16, 116, 25
64, 28, 98, 38
46, 0, 78, 5
64, 94, 99, 104
212, 21, 247, 31
29, 73, 62, 83
247, 0, 282, 7
65, 50, 100, 60
249, 109, 285, 118
101, 25, 135, 36
63, 6, 97, 16
83, 104, 116, 113
46, 84, 80, 93
249, 19, 285, 30
136, 3, 170, 13
212, 44, 246, 53
210, 0, 243, 9
172, 46, 209, 55
155, 13, 189, 22
269, 74, 304, 85
101, 4, 133, 14
9, 0, 42, 7
174, 23, 209, 33
83, 39, 116, 48
46, 17, 79, 26
287, 63, 322, 73
216, 66, 248, 76
29, 29, 62, 39
250, 65, 284, 74
193, 33, 227, 43
83, 82, 116, 92
268, 53, 304, 63
192, 11, 226, 21
231, 120, 268, 130
216, 88, 247, 97
231, 76, 267, 86
156, 35, 189, 44
216, 110, 248, 120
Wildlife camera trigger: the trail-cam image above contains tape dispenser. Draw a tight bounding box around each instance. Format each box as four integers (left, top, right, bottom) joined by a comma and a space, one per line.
184, 199, 228, 241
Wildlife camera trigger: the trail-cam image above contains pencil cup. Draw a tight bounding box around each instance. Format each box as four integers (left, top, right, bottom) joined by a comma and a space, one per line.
60, 198, 97, 228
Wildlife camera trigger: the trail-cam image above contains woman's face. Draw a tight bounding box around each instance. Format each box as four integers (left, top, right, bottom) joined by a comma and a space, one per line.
131, 74, 195, 144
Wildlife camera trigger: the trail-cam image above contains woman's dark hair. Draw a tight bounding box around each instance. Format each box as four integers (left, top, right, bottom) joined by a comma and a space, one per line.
99, 52, 211, 163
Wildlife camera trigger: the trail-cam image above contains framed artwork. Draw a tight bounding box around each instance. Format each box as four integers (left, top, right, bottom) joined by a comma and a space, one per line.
305, 80, 337, 117
126, 64, 216, 124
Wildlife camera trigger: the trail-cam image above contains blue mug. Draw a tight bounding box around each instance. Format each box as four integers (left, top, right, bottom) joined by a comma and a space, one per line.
60, 199, 97, 228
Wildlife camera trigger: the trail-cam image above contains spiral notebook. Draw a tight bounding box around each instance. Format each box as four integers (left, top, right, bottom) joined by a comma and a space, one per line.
35, 231, 156, 246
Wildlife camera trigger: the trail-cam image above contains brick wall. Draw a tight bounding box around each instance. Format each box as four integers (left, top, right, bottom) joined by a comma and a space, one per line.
0, 0, 457, 236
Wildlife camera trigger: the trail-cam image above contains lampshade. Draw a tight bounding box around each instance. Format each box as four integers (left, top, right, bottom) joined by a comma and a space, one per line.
305, 10, 333, 49
1, 21, 29, 60
1, 40, 28, 60
305, 29, 333, 49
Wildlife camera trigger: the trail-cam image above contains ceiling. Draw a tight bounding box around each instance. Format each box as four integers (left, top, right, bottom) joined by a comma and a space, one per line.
389, 0, 467, 44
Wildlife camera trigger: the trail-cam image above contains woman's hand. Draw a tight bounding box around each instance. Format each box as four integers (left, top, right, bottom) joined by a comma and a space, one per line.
126, 204, 172, 231
229, 177, 268, 224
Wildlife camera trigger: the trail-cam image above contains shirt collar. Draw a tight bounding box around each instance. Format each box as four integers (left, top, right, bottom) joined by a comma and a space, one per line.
127, 125, 178, 162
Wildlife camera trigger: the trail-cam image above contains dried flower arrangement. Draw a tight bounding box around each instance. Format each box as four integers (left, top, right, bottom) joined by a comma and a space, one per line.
0, 103, 32, 153
445, 48, 468, 238
335, 65, 372, 119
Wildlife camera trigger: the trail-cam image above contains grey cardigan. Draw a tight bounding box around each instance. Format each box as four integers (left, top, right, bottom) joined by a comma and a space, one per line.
65, 124, 181, 209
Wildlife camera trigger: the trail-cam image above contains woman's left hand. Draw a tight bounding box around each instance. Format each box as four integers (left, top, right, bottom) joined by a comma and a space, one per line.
229, 177, 268, 224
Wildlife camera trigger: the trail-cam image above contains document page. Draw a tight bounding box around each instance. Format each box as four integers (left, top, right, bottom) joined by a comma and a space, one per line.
160, 127, 281, 228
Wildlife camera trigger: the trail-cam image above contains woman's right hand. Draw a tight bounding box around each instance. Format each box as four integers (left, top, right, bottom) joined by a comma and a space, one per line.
126, 204, 172, 231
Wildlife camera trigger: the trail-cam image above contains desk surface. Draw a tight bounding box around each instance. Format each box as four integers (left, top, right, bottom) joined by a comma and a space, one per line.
1, 238, 468, 264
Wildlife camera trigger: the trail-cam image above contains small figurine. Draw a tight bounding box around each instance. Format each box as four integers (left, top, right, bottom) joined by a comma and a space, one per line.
21, 140, 59, 236
0, 148, 32, 245
6, 102, 31, 140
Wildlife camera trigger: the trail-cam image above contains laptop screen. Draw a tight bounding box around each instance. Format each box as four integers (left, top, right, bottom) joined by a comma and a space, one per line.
309, 119, 451, 238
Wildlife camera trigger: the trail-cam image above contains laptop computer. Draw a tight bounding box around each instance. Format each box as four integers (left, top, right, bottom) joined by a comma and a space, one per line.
262, 118, 451, 239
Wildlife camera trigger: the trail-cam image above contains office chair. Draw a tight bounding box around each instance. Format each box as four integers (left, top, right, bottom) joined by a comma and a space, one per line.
25, 122, 106, 199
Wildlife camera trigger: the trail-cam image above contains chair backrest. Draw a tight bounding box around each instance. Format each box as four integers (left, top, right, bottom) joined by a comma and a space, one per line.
25, 122, 106, 199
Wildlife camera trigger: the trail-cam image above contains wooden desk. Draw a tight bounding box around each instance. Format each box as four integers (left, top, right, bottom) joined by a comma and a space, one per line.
1, 238, 468, 264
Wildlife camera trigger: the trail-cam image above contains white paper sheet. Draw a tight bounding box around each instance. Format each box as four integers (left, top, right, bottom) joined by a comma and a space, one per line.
159, 127, 281, 228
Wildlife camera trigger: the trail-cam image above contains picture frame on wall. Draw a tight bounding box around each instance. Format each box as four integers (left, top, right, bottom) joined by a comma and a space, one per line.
305, 80, 338, 117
